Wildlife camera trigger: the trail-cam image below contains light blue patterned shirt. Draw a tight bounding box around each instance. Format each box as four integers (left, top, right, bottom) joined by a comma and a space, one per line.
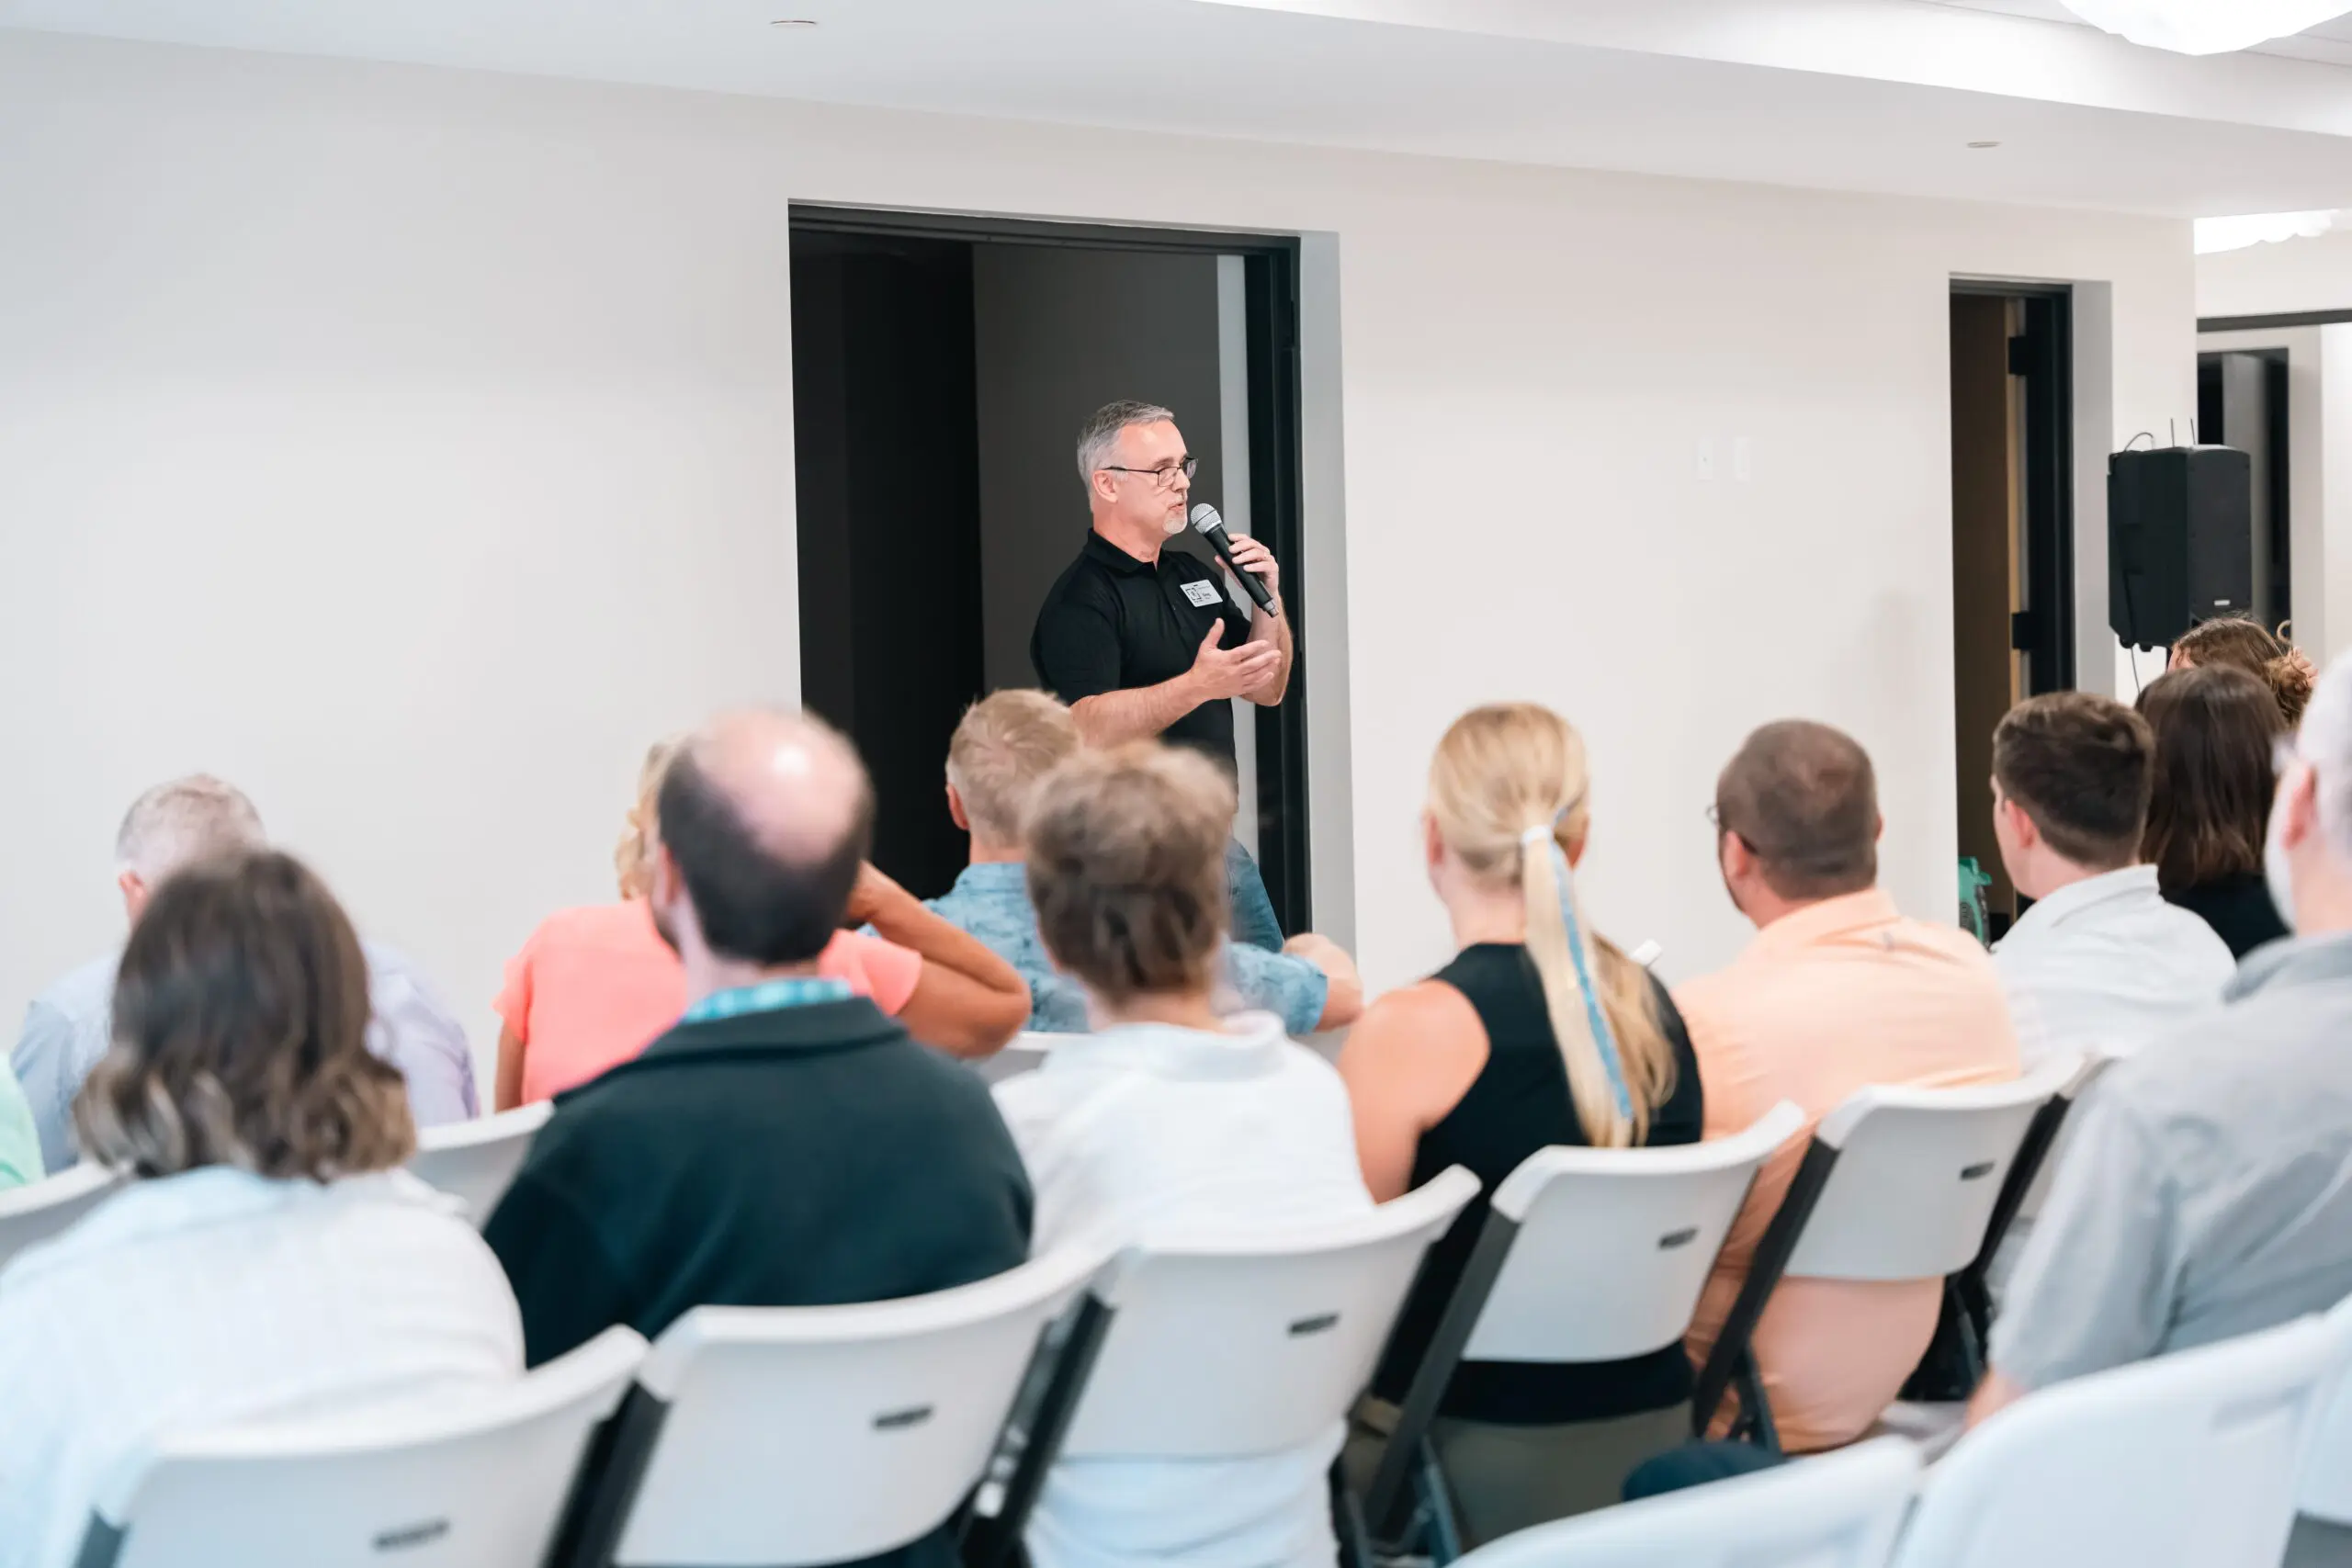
10, 941, 480, 1175
926, 861, 1329, 1037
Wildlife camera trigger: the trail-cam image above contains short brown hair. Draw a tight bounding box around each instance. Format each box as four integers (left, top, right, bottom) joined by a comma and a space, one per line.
76, 851, 414, 1180
1993, 694, 2154, 871
946, 691, 1080, 844
1026, 743, 1234, 1003
1715, 720, 1879, 900
2137, 664, 2281, 892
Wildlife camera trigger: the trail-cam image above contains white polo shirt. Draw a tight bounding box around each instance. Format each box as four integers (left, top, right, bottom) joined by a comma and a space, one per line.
1993, 864, 2235, 1070
0, 1168, 523, 1568
993, 1012, 1372, 1568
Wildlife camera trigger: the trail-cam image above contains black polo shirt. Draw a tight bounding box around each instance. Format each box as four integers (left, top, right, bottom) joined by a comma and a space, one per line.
1030, 529, 1255, 768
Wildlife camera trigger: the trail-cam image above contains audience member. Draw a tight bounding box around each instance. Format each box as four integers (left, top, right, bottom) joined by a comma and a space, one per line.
993, 742, 1372, 1568
0, 852, 522, 1568
1988, 693, 2233, 1068
2138, 665, 2293, 958
1338, 702, 1702, 1536
10, 775, 475, 1175
932, 690, 1361, 1035
0, 1061, 39, 1192
1677, 721, 2020, 1452
492, 738, 1020, 1107
2166, 614, 2315, 728
1973, 649, 2352, 1437
481, 713, 1033, 1568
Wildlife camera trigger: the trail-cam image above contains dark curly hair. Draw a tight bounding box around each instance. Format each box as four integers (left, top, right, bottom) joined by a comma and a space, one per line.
76, 851, 414, 1180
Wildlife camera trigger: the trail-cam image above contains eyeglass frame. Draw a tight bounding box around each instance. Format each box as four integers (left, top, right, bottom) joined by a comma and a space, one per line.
1097, 457, 1199, 491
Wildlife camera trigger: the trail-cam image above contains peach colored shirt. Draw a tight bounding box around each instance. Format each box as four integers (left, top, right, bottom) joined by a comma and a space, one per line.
494, 901, 923, 1106
1675, 888, 2020, 1452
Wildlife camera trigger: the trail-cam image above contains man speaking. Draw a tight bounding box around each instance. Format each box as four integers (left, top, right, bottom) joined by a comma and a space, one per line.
1030, 400, 1294, 948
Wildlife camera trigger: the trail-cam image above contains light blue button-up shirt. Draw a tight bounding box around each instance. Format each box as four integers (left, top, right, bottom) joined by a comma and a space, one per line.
11, 941, 479, 1175
925, 861, 1329, 1036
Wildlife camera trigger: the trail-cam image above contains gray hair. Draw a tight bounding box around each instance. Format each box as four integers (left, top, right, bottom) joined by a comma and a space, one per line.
2304, 654, 2352, 861
115, 774, 266, 884
1075, 400, 1176, 488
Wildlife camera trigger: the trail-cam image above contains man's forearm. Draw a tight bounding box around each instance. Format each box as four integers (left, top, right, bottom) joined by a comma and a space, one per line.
1070, 674, 1204, 747
1248, 609, 1295, 706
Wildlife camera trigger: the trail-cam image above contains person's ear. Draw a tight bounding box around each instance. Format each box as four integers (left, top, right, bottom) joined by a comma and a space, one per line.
1998, 795, 2036, 852
2279, 761, 2322, 852
1565, 829, 1589, 871
649, 843, 683, 913
1421, 811, 1445, 873
117, 870, 147, 922
946, 783, 971, 834
1719, 830, 1752, 886
1089, 469, 1118, 507
1872, 813, 1886, 844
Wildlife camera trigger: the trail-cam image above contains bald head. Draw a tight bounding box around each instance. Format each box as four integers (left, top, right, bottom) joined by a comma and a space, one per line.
1716, 719, 1880, 901
656, 708, 874, 965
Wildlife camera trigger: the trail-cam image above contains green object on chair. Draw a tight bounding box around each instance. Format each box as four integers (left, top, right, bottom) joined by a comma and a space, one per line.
1959, 857, 1994, 947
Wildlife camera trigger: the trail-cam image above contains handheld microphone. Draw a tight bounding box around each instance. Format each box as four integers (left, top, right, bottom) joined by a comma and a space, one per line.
1189, 503, 1277, 614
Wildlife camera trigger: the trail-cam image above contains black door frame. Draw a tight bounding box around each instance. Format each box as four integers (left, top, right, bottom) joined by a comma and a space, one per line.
1951, 279, 2075, 694
790, 206, 1316, 931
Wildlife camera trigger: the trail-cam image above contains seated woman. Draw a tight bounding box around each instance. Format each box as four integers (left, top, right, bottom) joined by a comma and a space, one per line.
495, 737, 1030, 1107
993, 741, 1373, 1568
2165, 615, 2314, 728
1337, 701, 1702, 1542
2138, 664, 2292, 959
0, 852, 524, 1568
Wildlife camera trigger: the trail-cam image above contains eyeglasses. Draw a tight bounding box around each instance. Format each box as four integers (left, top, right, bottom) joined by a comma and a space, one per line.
1099, 457, 1198, 491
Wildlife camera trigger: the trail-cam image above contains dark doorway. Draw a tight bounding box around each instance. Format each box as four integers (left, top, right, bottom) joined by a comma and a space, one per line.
1950, 284, 2074, 935
789, 209, 1313, 928
2197, 349, 2291, 637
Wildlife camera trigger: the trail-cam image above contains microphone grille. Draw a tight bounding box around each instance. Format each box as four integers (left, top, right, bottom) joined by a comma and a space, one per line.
1188, 502, 1224, 535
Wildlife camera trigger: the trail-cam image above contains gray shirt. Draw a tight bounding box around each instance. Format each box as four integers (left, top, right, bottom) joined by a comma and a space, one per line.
1993, 931, 2352, 1393
11, 942, 479, 1176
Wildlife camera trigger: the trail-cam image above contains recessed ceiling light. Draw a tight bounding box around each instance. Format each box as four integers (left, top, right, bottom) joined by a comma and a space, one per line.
770, 17, 818, 26
1968, 140, 2002, 149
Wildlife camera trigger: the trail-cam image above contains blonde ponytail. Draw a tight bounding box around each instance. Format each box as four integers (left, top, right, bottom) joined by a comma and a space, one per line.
1429, 705, 1679, 1149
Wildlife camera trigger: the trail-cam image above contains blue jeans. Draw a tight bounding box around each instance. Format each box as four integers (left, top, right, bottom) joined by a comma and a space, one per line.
1226, 838, 1284, 952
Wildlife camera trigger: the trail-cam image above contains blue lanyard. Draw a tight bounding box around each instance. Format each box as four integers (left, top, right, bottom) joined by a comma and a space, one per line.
681, 976, 854, 1024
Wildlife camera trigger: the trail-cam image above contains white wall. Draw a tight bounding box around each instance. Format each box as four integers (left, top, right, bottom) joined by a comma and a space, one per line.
2199, 231, 2352, 321
0, 29, 2196, 1075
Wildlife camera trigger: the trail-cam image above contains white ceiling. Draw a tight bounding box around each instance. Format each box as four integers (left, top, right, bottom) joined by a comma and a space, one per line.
7, 0, 2352, 217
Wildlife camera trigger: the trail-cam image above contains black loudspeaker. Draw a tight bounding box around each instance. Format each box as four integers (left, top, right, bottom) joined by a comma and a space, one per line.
2109, 446, 2253, 650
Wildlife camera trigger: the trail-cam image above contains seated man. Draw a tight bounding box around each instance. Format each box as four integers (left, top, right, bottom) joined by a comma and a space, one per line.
1973, 653, 2352, 1436
931, 690, 1362, 1035
1988, 692, 2234, 1069
1678, 721, 2020, 1452
483, 710, 1034, 1566
994, 741, 1373, 1568
11, 774, 475, 1174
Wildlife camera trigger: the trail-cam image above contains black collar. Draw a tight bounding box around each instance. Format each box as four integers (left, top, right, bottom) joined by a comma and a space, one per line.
559, 997, 904, 1102
1083, 528, 1159, 577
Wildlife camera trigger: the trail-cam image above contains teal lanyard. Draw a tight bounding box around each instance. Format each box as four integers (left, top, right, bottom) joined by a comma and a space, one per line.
681, 976, 854, 1024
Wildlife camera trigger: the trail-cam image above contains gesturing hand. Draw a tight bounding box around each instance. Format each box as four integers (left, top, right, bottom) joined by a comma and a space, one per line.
1189, 621, 1283, 702
1220, 533, 1281, 607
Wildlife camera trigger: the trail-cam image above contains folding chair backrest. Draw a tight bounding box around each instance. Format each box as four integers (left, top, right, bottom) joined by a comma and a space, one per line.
2011, 1054, 2116, 1226
0, 1163, 120, 1272
2295, 1292, 2352, 1526
1450, 1437, 1917, 1568
407, 1102, 552, 1224
607, 1244, 1108, 1568
967, 1032, 1057, 1087
1789, 1055, 2077, 1283
1059, 1167, 1479, 1459
1893, 1310, 2346, 1568
1466, 1102, 1804, 1363
82, 1327, 645, 1568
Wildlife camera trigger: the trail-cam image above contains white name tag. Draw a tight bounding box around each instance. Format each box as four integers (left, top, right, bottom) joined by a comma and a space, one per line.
1182, 580, 1224, 608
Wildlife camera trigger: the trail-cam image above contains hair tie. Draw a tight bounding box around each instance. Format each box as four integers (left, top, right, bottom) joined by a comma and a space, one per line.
1523, 813, 1635, 1124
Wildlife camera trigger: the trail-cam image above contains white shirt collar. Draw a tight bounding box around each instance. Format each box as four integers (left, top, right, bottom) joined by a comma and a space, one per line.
1998, 863, 2162, 947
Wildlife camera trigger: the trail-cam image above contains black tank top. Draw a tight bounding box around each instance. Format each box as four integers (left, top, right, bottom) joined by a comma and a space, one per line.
1370, 943, 1705, 1425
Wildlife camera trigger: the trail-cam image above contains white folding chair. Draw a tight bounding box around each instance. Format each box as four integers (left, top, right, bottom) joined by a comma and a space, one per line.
1363, 1103, 1807, 1555
408, 1101, 552, 1224
75, 1325, 645, 1568
560, 1243, 1111, 1568
1692, 1055, 2079, 1451
967, 1032, 1057, 1087
2294, 1293, 2352, 1530
0, 1162, 122, 1272
1444, 1437, 1917, 1568
1891, 1308, 2350, 1568
974, 1168, 1481, 1568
